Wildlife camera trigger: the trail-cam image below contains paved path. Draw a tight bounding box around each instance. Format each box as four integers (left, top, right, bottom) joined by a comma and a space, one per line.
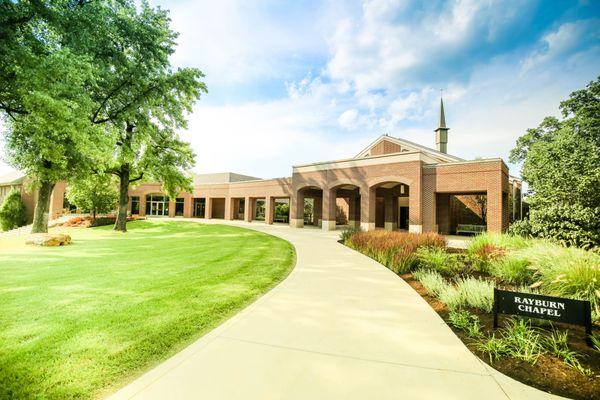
109, 220, 564, 400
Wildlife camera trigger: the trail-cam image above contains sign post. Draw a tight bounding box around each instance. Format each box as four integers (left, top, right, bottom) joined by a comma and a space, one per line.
493, 288, 593, 346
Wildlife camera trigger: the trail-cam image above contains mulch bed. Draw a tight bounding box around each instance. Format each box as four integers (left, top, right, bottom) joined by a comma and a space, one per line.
61, 215, 146, 228
400, 273, 600, 400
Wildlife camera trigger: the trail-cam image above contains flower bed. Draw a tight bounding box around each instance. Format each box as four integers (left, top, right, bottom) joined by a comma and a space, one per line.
61, 215, 146, 228
342, 229, 600, 400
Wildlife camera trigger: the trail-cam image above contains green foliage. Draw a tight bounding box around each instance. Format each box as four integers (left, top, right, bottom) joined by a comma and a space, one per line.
510, 77, 600, 249
448, 310, 484, 339
544, 331, 591, 375
275, 203, 289, 217
413, 269, 447, 297
66, 175, 118, 219
339, 226, 361, 243
477, 334, 509, 363
0, 189, 27, 231
438, 284, 463, 310
455, 277, 495, 312
497, 319, 544, 364
489, 257, 533, 284
591, 334, 600, 352
416, 247, 463, 275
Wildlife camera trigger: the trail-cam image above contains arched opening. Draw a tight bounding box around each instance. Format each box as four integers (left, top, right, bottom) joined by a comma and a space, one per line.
328, 183, 361, 230
293, 186, 323, 228
368, 182, 410, 231
145, 193, 169, 216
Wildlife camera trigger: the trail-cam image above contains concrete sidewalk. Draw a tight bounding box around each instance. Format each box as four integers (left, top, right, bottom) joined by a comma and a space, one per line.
109, 220, 564, 400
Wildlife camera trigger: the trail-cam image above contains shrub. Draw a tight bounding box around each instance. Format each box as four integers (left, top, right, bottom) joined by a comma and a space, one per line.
500, 319, 545, 364
527, 203, 600, 250
508, 219, 533, 238
511, 242, 600, 321
413, 269, 447, 297
0, 189, 27, 231
416, 247, 463, 275
455, 277, 495, 312
489, 257, 534, 284
347, 231, 446, 274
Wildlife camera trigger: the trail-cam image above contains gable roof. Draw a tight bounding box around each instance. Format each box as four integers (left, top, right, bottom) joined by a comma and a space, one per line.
192, 172, 262, 185
354, 134, 463, 163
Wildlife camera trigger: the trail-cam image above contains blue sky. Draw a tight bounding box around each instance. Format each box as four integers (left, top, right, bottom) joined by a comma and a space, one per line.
1, 0, 599, 179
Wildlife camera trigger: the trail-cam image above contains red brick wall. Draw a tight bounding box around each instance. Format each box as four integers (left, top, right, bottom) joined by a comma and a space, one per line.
369, 139, 402, 156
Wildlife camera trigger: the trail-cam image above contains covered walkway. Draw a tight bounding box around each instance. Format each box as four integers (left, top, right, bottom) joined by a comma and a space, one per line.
109, 220, 562, 400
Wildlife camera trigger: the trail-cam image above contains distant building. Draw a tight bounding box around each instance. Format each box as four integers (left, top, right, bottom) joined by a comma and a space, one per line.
0, 99, 522, 233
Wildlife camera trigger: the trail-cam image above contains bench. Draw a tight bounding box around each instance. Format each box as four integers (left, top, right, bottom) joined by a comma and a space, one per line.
456, 224, 486, 235
274, 215, 289, 223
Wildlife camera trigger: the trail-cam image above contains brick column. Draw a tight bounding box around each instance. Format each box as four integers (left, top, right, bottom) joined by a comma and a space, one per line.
348, 193, 360, 228
360, 186, 376, 231
410, 167, 424, 233
290, 191, 304, 228
384, 192, 397, 231
313, 196, 322, 227
205, 197, 212, 219
265, 196, 274, 224
224, 197, 233, 220
244, 196, 252, 222
168, 198, 176, 218
436, 193, 450, 234
321, 189, 336, 231
486, 187, 503, 233
183, 195, 193, 218
140, 195, 147, 216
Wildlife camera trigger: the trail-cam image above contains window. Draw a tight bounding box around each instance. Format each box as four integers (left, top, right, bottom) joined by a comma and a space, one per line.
175, 198, 184, 216
131, 196, 140, 215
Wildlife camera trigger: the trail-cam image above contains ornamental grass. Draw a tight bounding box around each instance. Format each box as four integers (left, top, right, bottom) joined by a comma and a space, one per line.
347, 230, 446, 274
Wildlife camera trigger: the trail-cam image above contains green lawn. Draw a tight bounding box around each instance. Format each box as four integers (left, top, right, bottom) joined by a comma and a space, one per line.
0, 221, 295, 399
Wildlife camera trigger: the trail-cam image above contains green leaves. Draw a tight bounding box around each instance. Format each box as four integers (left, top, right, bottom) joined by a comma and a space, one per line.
510, 77, 600, 248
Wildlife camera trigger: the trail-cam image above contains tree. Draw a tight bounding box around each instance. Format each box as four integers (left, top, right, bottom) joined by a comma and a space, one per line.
0, 1, 110, 233
0, 188, 27, 231
73, 2, 207, 232
66, 175, 118, 220
510, 77, 600, 248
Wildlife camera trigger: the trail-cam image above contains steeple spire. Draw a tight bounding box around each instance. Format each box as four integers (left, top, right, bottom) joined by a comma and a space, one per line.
434, 94, 449, 153
438, 97, 446, 128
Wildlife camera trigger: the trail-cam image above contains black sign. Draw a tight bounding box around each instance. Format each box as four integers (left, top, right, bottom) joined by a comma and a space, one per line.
493, 288, 593, 346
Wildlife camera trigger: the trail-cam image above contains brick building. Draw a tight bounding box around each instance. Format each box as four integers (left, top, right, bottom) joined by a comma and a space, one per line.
0, 99, 522, 233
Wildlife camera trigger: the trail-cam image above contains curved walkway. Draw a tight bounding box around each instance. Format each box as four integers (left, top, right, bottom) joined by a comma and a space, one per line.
109, 220, 565, 400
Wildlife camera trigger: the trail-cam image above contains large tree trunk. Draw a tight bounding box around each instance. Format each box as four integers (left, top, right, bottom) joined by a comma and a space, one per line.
31, 180, 56, 233
113, 164, 130, 232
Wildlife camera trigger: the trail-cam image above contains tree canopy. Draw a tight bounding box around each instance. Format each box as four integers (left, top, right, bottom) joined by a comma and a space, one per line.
510, 77, 600, 248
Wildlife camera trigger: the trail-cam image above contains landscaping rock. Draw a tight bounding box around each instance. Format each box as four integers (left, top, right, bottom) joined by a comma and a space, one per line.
26, 233, 72, 247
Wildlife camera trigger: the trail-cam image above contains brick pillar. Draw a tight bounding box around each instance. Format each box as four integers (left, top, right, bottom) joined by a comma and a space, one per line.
140, 195, 147, 216
486, 187, 503, 233
384, 192, 397, 231
265, 196, 274, 224
224, 197, 233, 220
348, 193, 360, 228
360, 186, 376, 231
410, 168, 424, 233
290, 191, 304, 228
205, 197, 212, 219
313, 196, 322, 227
168, 198, 176, 218
321, 189, 336, 231
436, 193, 450, 234
183, 195, 193, 218
244, 196, 252, 222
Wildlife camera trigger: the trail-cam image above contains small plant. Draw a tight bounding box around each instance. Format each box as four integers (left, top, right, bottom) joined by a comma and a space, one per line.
501, 319, 545, 364
544, 331, 592, 375
416, 247, 463, 275
591, 334, 600, 352
0, 188, 27, 231
339, 226, 361, 243
455, 277, 495, 312
438, 284, 463, 310
448, 310, 484, 339
478, 334, 509, 363
413, 269, 447, 297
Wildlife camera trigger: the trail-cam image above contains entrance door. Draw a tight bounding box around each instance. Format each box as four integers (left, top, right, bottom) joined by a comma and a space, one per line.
399, 207, 409, 230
